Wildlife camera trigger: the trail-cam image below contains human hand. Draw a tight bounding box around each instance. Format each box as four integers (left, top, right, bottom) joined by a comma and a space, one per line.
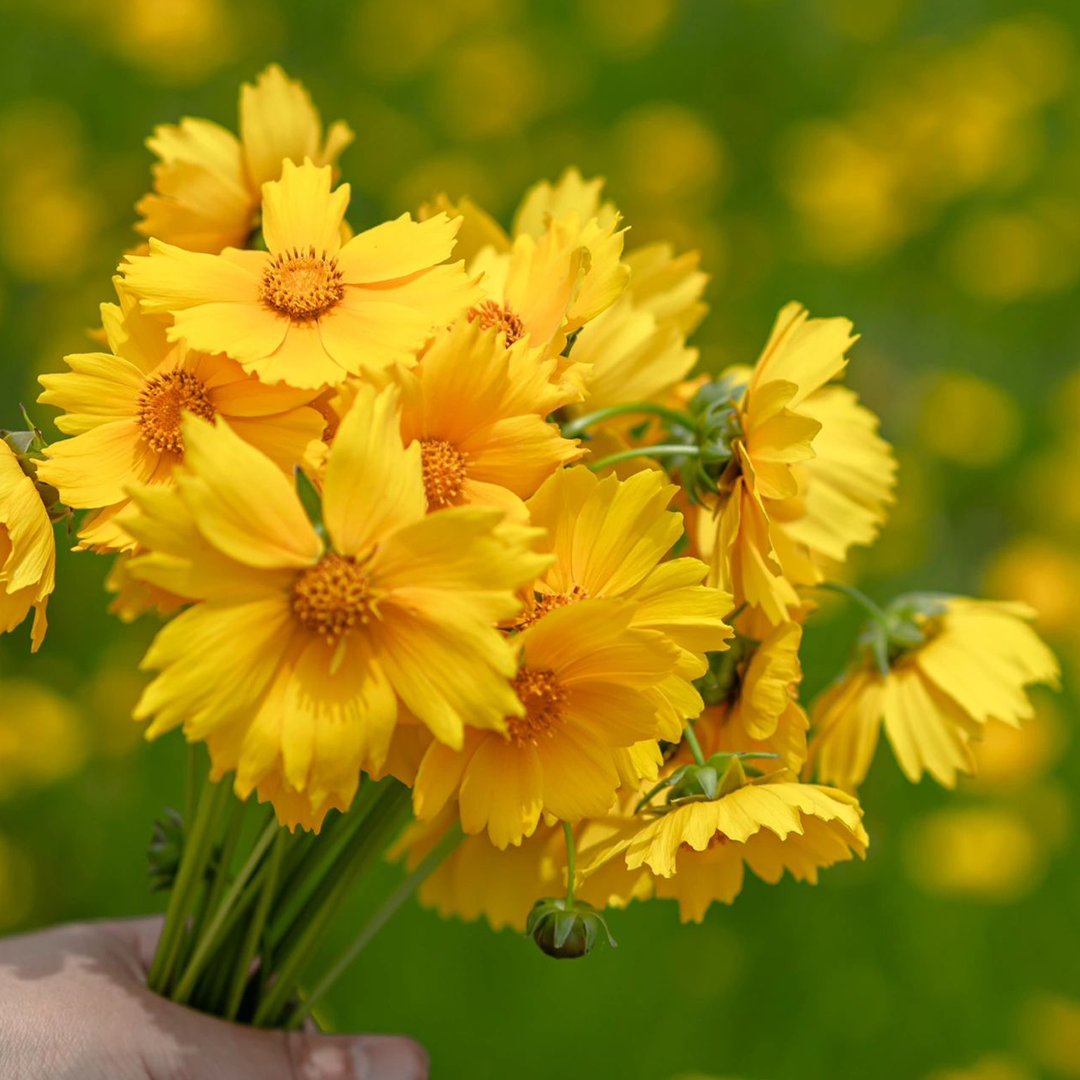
0, 918, 429, 1080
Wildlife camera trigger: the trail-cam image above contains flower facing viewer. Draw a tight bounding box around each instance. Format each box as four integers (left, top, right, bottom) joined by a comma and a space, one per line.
124, 159, 480, 390
124, 384, 548, 829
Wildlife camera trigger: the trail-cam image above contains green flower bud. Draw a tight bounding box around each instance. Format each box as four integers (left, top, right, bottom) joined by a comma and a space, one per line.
526, 897, 616, 960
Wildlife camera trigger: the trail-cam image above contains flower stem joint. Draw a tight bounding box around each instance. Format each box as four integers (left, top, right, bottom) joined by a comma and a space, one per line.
526, 897, 617, 960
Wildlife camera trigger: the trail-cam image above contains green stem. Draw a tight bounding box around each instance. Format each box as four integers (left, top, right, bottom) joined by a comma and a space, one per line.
815, 582, 888, 625
251, 782, 412, 1028
562, 821, 576, 905
223, 827, 287, 1021
171, 815, 280, 1005
588, 444, 700, 473
561, 402, 690, 439
148, 774, 231, 994
184, 743, 200, 833
285, 824, 463, 1030
683, 724, 708, 768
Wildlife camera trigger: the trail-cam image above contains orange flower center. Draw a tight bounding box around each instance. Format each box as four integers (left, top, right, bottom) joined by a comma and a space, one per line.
515, 586, 589, 631
291, 553, 373, 642
420, 438, 468, 510
135, 370, 216, 455
467, 300, 525, 346
506, 668, 568, 747
260, 246, 345, 320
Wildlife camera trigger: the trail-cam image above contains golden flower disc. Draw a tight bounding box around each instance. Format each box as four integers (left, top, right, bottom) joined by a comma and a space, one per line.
260, 246, 345, 320
467, 299, 526, 346
515, 586, 589, 631
292, 553, 373, 642
136, 370, 216, 455
506, 668, 567, 747
420, 438, 468, 509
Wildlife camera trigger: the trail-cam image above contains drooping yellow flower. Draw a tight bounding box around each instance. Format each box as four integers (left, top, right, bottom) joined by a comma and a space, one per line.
136, 64, 353, 254
36, 280, 323, 553
521, 465, 733, 739
0, 443, 56, 651
582, 777, 868, 922
123, 159, 480, 390
698, 303, 894, 625
811, 597, 1059, 789
413, 598, 681, 848
397, 319, 582, 519
124, 384, 548, 830
696, 620, 810, 775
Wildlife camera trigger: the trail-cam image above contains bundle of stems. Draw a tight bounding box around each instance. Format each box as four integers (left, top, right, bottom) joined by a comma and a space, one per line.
147, 748, 458, 1029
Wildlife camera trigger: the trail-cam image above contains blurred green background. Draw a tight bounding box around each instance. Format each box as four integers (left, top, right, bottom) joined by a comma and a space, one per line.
1, 1, 1079, 1077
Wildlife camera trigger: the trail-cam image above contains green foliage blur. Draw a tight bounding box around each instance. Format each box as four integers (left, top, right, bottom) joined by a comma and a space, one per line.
1, 2, 1078, 1078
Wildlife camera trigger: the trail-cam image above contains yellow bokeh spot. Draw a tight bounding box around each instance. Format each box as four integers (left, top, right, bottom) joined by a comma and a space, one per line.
0, 681, 88, 800
924, 1056, 1035, 1080
611, 104, 725, 205
964, 701, 1065, 794
903, 807, 1042, 901
985, 538, 1080, 638
109, 0, 238, 83
581, 0, 676, 54
1022, 995, 1080, 1079
917, 372, 1021, 467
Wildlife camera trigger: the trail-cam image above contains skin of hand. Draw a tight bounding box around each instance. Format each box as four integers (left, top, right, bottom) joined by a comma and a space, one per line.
0, 918, 429, 1080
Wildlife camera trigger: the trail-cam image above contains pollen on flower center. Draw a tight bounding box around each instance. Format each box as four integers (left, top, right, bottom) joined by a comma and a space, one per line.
466, 300, 526, 346
515, 586, 589, 631
135, 370, 216, 455
292, 553, 374, 642
506, 668, 568, 747
260, 246, 345, 320
420, 438, 468, 509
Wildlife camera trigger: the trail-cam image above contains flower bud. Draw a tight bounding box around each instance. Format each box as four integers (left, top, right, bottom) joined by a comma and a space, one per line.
526, 897, 616, 960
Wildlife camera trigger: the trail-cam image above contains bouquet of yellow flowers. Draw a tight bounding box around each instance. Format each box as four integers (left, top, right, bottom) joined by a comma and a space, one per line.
0, 65, 1059, 1027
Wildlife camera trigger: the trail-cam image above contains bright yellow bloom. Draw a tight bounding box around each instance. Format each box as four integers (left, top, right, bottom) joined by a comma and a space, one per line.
36, 281, 322, 553
570, 242, 707, 415
700, 303, 894, 624
413, 598, 681, 848
696, 620, 809, 775
522, 466, 733, 739
811, 597, 1060, 789
398, 319, 582, 519
124, 384, 548, 830
123, 159, 480, 390
423, 168, 629, 393
0, 443, 56, 651
136, 64, 353, 254
106, 553, 184, 623
582, 778, 868, 922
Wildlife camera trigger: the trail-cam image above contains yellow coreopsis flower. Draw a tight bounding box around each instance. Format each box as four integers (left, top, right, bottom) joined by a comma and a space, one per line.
581, 777, 868, 922
123, 159, 480, 390
696, 620, 810, 775
413, 598, 681, 848
136, 63, 353, 254
123, 383, 549, 830
0, 442, 57, 651
522, 465, 734, 738
397, 319, 583, 519
423, 168, 630, 392
698, 303, 895, 625
36, 280, 323, 553
570, 242, 708, 415
811, 596, 1060, 789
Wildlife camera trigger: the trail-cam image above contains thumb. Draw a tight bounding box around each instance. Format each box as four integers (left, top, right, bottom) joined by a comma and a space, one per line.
146, 1001, 430, 1080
